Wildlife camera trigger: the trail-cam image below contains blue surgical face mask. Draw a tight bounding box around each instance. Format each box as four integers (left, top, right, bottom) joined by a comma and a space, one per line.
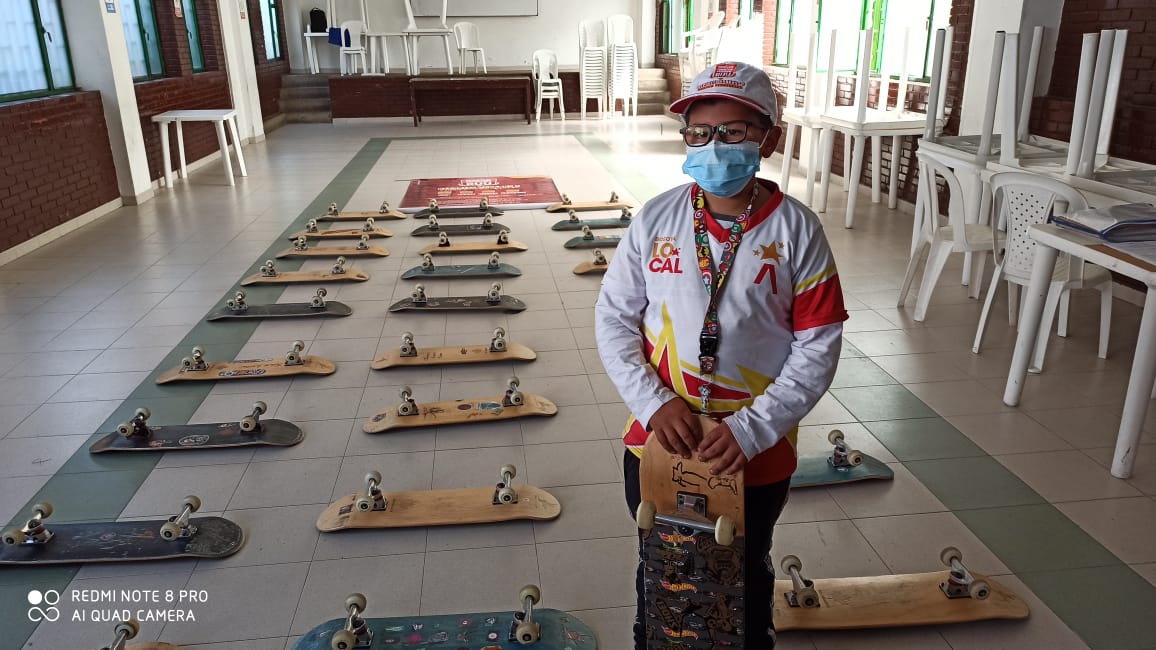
682, 140, 762, 198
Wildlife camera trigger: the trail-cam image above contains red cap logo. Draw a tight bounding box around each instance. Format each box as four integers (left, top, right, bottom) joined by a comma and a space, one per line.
710, 63, 738, 78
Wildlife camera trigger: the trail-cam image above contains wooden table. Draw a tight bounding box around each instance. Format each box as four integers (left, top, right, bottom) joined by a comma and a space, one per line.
151, 109, 247, 188
408, 75, 532, 127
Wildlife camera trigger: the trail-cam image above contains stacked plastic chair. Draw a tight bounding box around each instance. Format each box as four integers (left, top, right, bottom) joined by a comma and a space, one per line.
606, 14, 639, 117
578, 19, 608, 120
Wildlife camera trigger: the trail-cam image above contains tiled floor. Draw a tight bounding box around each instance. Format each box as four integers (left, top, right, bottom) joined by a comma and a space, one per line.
4, 115, 1156, 649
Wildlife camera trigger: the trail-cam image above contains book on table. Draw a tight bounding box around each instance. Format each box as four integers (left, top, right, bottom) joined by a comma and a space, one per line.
1051, 203, 1156, 242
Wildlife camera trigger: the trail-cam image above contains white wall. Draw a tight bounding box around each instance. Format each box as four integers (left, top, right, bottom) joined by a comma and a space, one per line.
283, 0, 636, 72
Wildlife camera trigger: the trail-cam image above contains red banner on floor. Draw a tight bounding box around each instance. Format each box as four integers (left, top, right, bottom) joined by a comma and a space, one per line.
400, 176, 562, 212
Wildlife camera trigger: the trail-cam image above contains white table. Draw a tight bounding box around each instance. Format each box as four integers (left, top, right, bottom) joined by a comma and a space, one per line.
152, 109, 247, 188
304, 31, 328, 74
1003, 224, 1156, 479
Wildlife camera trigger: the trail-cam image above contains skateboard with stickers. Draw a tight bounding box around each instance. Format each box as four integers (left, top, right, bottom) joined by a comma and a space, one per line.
401, 252, 522, 280
276, 235, 388, 259
388, 283, 527, 313
410, 213, 509, 237
413, 197, 506, 218
564, 226, 622, 250
288, 217, 392, 240
545, 191, 632, 213
0, 497, 244, 565
292, 588, 597, 650
316, 464, 560, 532
573, 249, 610, 275
240, 257, 369, 286
372, 328, 536, 369
773, 548, 1029, 630
362, 378, 557, 433
94, 619, 180, 650
791, 429, 894, 488
551, 207, 633, 231
155, 342, 336, 384
419, 230, 528, 255
89, 402, 303, 453
206, 288, 352, 321
317, 201, 406, 221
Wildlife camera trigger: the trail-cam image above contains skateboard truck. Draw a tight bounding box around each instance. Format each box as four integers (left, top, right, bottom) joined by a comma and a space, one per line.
482, 213, 495, 227
508, 585, 542, 644
293, 236, 310, 251
635, 500, 736, 546
437, 231, 452, 248
285, 340, 306, 366
496, 229, 510, 245
487, 252, 502, 269
159, 495, 202, 541
102, 619, 141, 650
399, 331, 417, 357
420, 254, 436, 271
239, 401, 267, 432
781, 555, 820, 609
310, 288, 328, 309
486, 282, 503, 304
116, 407, 153, 438
397, 386, 418, 416
490, 327, 508, 352
260, 259, 278, 277
326, 203, 341, 216
939, 546, 991, 600
305, 219, 320, 233
493, 464, 519, 505
618, 207, 633, 222
356, 234, 370, 250
827, 429, 865, 468
331, 593, 373, 650
410, 284, 428, 305
355, 471, 387, 512
332, 256, 348, 274
581, 225, 594, 240
181, 345, 208, 372
566, 209, 580, 224
503, 376, 524, 406
591, 249, 608, 267
2, 502, 55, 546
427, 214, 440, 231
361, 217, 375, 232
226, 289, 249, 312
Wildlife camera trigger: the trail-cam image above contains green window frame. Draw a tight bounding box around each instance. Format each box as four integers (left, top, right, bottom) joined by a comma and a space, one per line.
121, 0, 165, 80
182, 0, 205, 72
262, 0, 283, 60
1, 0, 77, 102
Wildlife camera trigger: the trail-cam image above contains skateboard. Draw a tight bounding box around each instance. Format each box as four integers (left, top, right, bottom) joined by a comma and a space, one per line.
401, 252, 522, 280
240, 257, 370, 286
636, 426, 746, 649
572, 249, 610, 275
276, 236, 389, 259
774, 548, 1029, 630
293, 588, 596, 650
411, 213, 508, 237
372, 328, 536, 369
545, 191, 632, 213
413, 197, 506, 218
419, 230, 528, 255
155, 342, 337, 384
551, 208, 633, 231
206, 288, 352, 321
317, 201, 406, 221
363, 379, 557, 433
89, 402, 304, 453
564, 227, 622, 250
316, 464, 560, 532
95, 620, 180, 650
791, 429, 894, 488
0, 497, 244, 565
289, 218, 393, 240
388, 283, 527, 313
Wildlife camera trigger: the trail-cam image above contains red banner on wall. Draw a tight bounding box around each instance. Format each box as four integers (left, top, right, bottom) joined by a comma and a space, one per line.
400, 176, 562, 212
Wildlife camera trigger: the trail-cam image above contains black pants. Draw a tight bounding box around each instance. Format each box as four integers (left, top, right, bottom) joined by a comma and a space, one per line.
623, 449, 791, 650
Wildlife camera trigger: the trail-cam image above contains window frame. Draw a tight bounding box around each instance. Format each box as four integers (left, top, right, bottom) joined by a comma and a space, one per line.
1, 0, 77, 103
123, 0, 166, 81
182, 0, 205, 73
262, 0, 283, 61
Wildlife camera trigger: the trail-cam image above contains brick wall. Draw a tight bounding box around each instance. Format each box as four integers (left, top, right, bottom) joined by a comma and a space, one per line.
657, 53, 682, 103
1029, 0, 1156, 164
248, 0, 290, 119
0, 93, 119, 252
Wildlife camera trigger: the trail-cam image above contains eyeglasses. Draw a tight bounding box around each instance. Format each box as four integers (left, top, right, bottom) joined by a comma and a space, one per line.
679, 120, 766, 147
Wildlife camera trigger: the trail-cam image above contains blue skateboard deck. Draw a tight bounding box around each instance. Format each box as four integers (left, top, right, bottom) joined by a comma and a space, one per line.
791, 454, 893, 488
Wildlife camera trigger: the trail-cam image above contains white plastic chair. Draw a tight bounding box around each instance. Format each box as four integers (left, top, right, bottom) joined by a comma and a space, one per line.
579, 19, 607, 119
779, 29, 837, 207
972, 172, 1111, 372
401, 0, 454, 75
452, 22, 486, 73
339, 20, 368, 75
898, 151, 1002, 321
607, 14, 638, 117
532, 49, 565, 121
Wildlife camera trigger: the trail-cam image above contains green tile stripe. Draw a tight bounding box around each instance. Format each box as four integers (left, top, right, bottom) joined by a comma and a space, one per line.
574, 133, 666, 204
3, 138, 390, 647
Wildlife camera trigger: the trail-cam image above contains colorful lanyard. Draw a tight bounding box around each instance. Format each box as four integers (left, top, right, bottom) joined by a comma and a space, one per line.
691, 183, 759, 411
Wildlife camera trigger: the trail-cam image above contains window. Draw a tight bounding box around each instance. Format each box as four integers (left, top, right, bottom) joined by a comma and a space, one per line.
121, 0, 164, 79
0, 0, 75, 101
261, 0, 282, 60
182, 0, 204, 72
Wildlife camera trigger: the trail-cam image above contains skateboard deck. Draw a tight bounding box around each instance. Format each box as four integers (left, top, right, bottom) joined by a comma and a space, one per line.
275, 245, 388, 258
639, 428, 746, 649
317, 202, 406, 221
157, 356, 335, 383
206, 301, 352, 320
411, 221, 509, 237
419, 240, 528, 255
239, 269, 369, 286
288, 227, 393, 240
414, 201, 506, 218
372, 340, 536, 369
317, 486, 560, 531
388, 295, 527, 313
573, 249, 610, 276
293, 608, 595, 650
551, 209, 632, 231
401, 262, 522, 279
791, 454, 893, 487
363, 391, 557, 433
546, 192, 632, 213
90, 404, 303, 453
564, 233, 622, 249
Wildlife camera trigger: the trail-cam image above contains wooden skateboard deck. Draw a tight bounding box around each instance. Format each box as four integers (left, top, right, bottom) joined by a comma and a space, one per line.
239, 269, 369, 285
545, 194, 631, 213
419, 240, 528, 255
364, 393, 557, 433
156, 356, 336, 384
791, 453, 894, 488
411, 222, 509, 237
639, 429, 747, 649
293, 608, 595, 650
206, 301, 352, 321
0, 517, 243, 565
288, 227, 392, 240
572, 261, 609, 275
373, 342, 536, 369
317, 485, 560, 531
773, 570, 1029, 630
564, 234, 621, 249
90, 417, 303, 453
401, 262, 522, 279
275, 245, 388, 258
388, 295, 527, 313
317, 203, 406, 221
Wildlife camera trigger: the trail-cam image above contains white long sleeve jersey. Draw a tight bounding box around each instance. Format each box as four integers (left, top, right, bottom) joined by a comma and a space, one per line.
594, 180, 847, 485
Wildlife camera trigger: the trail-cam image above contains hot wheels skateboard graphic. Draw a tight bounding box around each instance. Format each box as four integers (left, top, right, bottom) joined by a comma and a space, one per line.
545, 191, 632, 213
411, 213, 509, 237
155, 342, 336, 384
371, 328, 536, 369
572, 249, 609, 275
363, 378, 557, 433
206, 288, 352, 320
289, 217, 393, 240
317, 201, 405, 221
276, 235, 389, 258
563, 226, 621, 250
400, 252, 522, 280
388, 283, 527, 313
550, 207, 633, 231
791, 429, 894, 488
240, 257, 369, 286
89, 402, 304, 453
419, 230, 528, 255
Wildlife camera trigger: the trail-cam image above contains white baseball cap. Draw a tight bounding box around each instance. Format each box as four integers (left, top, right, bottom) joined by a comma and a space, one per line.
669, 61, 779, 124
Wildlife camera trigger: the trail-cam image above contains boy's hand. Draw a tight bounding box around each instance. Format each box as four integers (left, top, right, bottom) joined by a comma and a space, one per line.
647, 399, 701, 459
698, 420, 748, 475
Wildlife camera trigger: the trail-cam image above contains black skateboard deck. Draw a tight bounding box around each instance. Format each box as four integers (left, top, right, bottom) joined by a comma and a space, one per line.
411, 222, 509, 237
551, 212, 632, 231
401, 262, 522, 279
564, 234, 622, 249
206, 301, 352, 321
414, 204, 506, 218
388, 295, 527, 313
89, 419, 303, 453
0, 517, 244, 565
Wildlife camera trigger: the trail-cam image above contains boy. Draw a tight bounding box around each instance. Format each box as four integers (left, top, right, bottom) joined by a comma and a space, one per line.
594, 61, 848, 648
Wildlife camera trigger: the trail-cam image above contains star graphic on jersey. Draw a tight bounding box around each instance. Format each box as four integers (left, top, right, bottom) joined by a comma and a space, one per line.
755, 242, 782, 263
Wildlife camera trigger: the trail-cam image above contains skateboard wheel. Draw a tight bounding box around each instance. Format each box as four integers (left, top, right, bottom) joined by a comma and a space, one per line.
969, 580, 991, 600
253, 401, 268, 415
365, 217, 374, 227
493, 327, 506, 339
483, 214, 493, 226
500, 464, 516, 480
136, 407, 152, 420
181, 356, 194, 368
781, 554, 802, 573
239, 416, 258, 432
32, 502, 53, 519
827, 429, 844, 445
336, 256, 346, 265
506, 391, 524, 406
365, 470, 382, 484
159, 521, 182, 541
182, 495, 202, 512
798, 586, 820, 609
316, 288, 327, 298
115, 619, 140, 639
515, 621, 540, 645
582, 225, 593, 238
507, 376, 520, 390
345, 592, 367, 612
355, 496, 374, 512
2, 528, 25, 546
518, 584, 541, 605
940, 546, 962, 567
497, 486, 517, 504
715, 515, 736, 546
331, 629, 356, 650
292, 340, 305, 352
399, 386, 413, 399
846, 450, 865, 466
635, 501, 656, 532
117, 421, 134, 437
